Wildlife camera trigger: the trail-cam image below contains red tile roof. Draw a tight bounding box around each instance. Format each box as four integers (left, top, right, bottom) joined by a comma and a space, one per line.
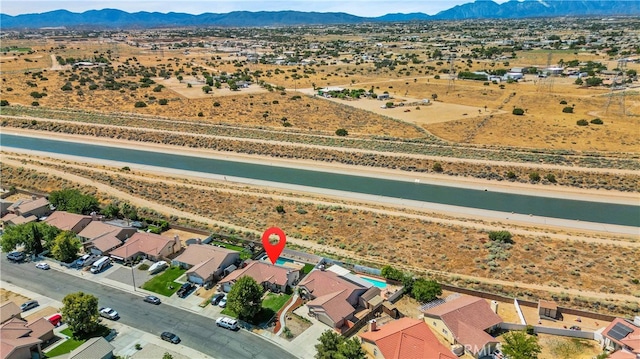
109, 232, 175, 260
45, 211, 91, 232
9, 197, 49, 215
306, 290, 356, 326
423, 296, 502, 354
220, 261, 292, 287
299, 269, 363, 299
359, 318, 457, 359
604, 318, 640, 352
0, 318, 45, 359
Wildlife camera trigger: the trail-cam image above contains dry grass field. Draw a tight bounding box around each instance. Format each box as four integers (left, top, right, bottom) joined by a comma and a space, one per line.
1, 35, 638, 317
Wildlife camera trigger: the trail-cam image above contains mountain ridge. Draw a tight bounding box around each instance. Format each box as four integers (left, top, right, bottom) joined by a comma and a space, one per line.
1, 1, 638, 29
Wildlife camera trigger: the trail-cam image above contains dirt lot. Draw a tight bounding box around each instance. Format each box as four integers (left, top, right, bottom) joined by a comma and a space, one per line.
1, 288, 29, 306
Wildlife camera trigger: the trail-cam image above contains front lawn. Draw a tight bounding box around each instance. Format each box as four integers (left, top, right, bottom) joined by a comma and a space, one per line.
221, 293, 291, 325
45, 329, 85, 357
301, 263, 315, 275
141, 266, 185, 296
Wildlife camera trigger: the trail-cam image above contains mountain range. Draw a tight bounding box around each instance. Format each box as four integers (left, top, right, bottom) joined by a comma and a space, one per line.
1, 0, 638, 29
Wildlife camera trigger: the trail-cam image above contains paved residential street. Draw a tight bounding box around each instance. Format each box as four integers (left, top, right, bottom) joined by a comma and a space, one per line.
0, 257, 298, 359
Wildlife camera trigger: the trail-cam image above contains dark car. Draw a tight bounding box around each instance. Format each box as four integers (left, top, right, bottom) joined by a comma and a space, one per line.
20, 300, 39, 312
7, 251, 25, 262
210, 293, 225, 305
161, 331, 180, 344
143, 295, 161, 305
176, 282, 194, 298
569, 325, 581, 331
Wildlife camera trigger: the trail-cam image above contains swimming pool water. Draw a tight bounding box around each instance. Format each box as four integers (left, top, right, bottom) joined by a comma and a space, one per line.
358, 275, 387, 289
276, 257, 293, 266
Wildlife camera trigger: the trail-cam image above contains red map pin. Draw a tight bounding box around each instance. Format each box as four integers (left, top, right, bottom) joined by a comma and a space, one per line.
262, 227, 286, 265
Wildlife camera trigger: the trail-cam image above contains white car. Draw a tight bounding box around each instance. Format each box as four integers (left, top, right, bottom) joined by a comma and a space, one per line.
216, 316, 239, 330
218, 296, 227, 308
148, 260, 168, 274
35, 262, 50, 270
99, 307, 119, 320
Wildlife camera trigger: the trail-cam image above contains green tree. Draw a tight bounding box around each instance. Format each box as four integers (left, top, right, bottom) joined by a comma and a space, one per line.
62, 292, 100, 338
51, 231, 81, 263
0, 222, 60, 256
381, 265, 404, 282
227, 276, 263, 320
411, 278, 442, 302
49, 189, 100, 214
102, 203, 121, 219
501, 331, 542, 359
202, 85, 212, 94
315, 330, 365, 359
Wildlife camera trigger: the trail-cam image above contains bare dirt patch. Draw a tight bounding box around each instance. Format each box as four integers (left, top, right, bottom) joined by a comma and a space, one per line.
1, 288, 29, 305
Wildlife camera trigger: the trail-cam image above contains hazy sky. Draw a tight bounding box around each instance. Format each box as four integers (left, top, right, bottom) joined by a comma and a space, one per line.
0, 0, 512, 17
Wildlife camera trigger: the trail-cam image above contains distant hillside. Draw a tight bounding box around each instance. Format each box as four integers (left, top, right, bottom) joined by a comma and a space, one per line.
1, 1, 638, 29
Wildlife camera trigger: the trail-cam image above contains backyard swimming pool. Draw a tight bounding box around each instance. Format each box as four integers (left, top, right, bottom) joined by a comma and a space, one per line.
358, 275, 388, 289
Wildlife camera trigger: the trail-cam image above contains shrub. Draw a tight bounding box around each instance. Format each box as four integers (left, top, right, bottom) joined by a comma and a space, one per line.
30, 91, 43, 98
506, 171, 517, 179
434, 75, 440, 79
590, 118, 603, 125
545, 174, 557, 183
512, 108, 525, 116
576, 119, 589, 126
488, 230, 513, 243
134, 101, 147, 108
529, 172, 541, 182
158, 99, 168, 105
559, 100, 567, 105
335, 128, 348, 136
432, 162, 443, 173
60, 82, 73, 91
0, 100, 8, 106
197, 112, 204, 117
213, 102, 220, 107
31, 101, 39, 106
88, 84, 99, 90
275, 205, 285, 214
562, 106, 574, 113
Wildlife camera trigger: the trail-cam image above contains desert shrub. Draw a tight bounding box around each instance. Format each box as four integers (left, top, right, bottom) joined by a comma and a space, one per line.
31, 101, 39, 106
562, 106, 574, 113
60, 82, 73, 91
432, 162, 443, 172
197, 112, 204, 117
134, 101, 147, 108
88, 84, 99, 90
30, 91, 43, 98
590, 118, 603, 125
559, 100, 567, 105
576, 119, 589, 126
213, 102, 220, 107
434, 75, 440, 79
488, 230, 513, 243
545, 174, 557, 183
153, 85, 164, 92
512, 108, 525, 116
275, 205, 285, 214
529, 172, 541, 182
0, 100, 9, 106
335, 128, 348, 136
158, 99, 168, 105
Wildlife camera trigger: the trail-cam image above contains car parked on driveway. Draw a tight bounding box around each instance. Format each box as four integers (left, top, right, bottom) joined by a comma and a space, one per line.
99, 307, 119, 320
143, 295, 161, 305
20, 300, 39, 312
218, 295, 227, 308
210, 293, 225, 305
176, 282, 194, 298
7, 251, 25, 262
148, 260, 168, 274
161, 331, 180, 344
35, 262, 50, 270
216, 317, 239, 331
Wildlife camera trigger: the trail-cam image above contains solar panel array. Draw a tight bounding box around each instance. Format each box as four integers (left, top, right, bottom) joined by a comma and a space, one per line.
608, 322, 633, 341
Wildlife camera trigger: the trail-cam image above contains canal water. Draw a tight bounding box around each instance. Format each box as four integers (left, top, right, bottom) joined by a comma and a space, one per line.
1, 133, 638, 227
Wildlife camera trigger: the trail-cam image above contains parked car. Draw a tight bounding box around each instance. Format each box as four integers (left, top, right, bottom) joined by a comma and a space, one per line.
210, 293, 225, 305
35, 262, 50, 270
216, 317, 239, 331
7, 251, 25, 262
75, 254, 91, 267
218, 296, 227, 308
160, 331, 180, 344
99, 307, 119, 320
176, 282, 194, 298
569, 325, 581, 331
143, 295, 161, 305
48, 313, 62, 327
148, 260, 168, 274
20, 300, 39, 312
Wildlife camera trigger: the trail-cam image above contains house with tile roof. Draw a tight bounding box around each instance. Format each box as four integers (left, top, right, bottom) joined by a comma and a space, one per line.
109, 232, 180, 262
219, 260, 299, 293
5, 197, 51, 218
67, 336, 115, 359
422, 295, 502, 358
172, 244, 240, 286
298, 268, 380, 330
0, 303, 21, 324
359, 317, 457, 359
602, 317, 640, 357
44, 211, 92, 234
0, 317, 54, 359
79, 221, 137, 255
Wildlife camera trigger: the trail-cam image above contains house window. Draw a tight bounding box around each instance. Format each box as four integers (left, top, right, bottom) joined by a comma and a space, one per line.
433, 321, 437, 327
443, 329, 448, 335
